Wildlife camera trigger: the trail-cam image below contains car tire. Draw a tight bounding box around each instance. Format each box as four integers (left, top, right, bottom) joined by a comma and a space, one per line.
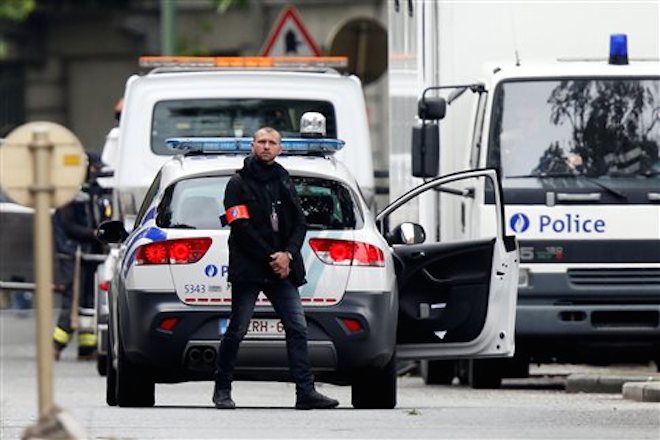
351, 355, 397, 409
106, 331, 117, 406
468, 358, 503, 389
116, 330, 155, 407
420, 360, 456, 385
97, 354, 108, 377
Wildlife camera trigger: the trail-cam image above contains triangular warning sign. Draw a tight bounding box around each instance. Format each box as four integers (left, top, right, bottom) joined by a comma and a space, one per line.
259, 6, 322, 57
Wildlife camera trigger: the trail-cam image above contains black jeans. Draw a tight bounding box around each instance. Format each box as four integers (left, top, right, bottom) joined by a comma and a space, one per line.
214, 279, 315, 395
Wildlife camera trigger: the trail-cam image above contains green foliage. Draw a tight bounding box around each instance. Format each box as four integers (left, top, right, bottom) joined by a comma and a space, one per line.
0, 0, 36, 21
214, 0, 248, 14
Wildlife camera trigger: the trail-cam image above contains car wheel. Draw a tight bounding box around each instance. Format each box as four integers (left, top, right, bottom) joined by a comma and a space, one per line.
468, 358, 503, 389
97, 354, 108, 377
351, 355, 397, 409
116, 331, 155, 407
420, 360, 456, 385
106, 331, 117, 406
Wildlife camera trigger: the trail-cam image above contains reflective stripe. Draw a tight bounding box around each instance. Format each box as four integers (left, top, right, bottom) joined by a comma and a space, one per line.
53, 326, 72, 345
226, 205, 249, 224
78, 332, 97, 348
78, 315, 94, 332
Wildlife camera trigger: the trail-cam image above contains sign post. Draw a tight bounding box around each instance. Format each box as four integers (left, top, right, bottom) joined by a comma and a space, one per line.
260, 6, 322, 57
0, 121, 88, 438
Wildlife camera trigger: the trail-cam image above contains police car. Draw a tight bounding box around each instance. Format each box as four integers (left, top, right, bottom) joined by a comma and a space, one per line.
97, 114, 519, 408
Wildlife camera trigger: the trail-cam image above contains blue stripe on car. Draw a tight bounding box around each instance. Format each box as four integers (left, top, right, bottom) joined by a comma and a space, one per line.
122, 226, 168, 277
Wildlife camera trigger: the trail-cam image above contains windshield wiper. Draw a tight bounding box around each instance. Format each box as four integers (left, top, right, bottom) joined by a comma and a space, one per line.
506, 173, 628, 200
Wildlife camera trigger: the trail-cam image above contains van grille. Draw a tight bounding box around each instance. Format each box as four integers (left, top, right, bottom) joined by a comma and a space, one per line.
568, 268, 660, 286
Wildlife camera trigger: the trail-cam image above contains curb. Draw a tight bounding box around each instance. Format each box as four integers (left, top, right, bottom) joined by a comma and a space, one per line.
622, 382, 660, 402
565, 374, 660, 394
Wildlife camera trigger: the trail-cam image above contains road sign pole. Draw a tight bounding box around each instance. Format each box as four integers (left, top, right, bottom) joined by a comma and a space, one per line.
29, 127, 55, 418
2, 121, 89, 437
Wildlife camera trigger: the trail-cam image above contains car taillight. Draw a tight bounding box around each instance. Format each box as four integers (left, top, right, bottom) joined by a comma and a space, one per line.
308, 238, 384, 267
135, 238, 212, 265
98, 281, 110, 292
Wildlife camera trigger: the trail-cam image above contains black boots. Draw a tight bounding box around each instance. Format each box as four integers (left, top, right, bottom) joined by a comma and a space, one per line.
213, 387, 339, 410
295, 390, 339, 410
212, 389, 236, 410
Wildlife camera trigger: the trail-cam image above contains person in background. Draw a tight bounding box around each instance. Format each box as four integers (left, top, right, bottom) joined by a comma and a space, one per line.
212, 127, 339, 410
52, 153, 104, 361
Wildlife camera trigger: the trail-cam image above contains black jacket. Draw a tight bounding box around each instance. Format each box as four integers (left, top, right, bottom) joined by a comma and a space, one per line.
224, 156, 307, 286
53, 192, 98, 257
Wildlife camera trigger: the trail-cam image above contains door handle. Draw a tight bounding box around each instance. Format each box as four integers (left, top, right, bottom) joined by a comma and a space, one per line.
648, 192, 660, 202
410, 251, 426, 259
556, 192, 601, 202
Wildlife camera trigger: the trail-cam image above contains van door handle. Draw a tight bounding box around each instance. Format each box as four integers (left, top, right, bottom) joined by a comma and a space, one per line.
556, 192, 601, 202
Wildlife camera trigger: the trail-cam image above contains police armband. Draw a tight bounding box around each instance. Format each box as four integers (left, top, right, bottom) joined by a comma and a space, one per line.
225, 205, 249, 224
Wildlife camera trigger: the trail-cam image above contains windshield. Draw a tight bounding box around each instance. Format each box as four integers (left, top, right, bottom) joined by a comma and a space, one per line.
156, 175, 362, 230
151, 99, 337, 155
487, 78, 660, 179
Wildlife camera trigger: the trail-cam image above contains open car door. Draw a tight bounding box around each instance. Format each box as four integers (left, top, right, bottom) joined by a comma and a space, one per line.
377, 169, 519, 361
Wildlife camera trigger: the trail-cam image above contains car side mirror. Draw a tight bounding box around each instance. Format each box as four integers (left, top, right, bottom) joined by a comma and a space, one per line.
97, 220, 129, 244
387, 222, 426, 245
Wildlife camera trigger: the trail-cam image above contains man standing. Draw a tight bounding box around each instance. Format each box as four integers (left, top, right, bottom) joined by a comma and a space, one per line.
213, 127, 339, 410
52, 153, 103, 360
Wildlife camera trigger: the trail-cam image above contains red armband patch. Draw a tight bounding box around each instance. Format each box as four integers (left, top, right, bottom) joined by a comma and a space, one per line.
225, 205, 249, 224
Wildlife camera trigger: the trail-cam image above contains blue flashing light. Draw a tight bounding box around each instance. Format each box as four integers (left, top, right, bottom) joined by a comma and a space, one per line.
609, 34, 628, 65
166, 137, 345, 155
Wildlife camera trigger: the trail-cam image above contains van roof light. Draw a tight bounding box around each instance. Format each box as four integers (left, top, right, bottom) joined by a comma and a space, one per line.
609, 34, 629, 65
300, 112, 326, 138
165, 137, 344, 156
139, 56, 348, 69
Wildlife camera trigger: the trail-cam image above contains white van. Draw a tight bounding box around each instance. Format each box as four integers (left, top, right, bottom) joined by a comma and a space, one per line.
112, 57, 374, 228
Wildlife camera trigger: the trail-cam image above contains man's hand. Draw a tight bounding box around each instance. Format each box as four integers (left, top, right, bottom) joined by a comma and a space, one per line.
269, 251, 291, 279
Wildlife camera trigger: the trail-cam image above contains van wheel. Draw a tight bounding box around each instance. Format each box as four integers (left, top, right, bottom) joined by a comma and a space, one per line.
457, 360, 470, 385
351, 355, 397, 409
105, 332, 117, 406
116, 331, 155, 407
420, 360, 456, 385
469, 359, 503, 389
97, 354, 108, 377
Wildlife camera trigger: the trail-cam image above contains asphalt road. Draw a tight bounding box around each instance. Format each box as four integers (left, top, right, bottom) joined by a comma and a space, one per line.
1, 311, 659, 439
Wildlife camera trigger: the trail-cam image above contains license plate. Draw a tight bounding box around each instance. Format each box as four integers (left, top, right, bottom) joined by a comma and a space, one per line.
219, 318, 284, 338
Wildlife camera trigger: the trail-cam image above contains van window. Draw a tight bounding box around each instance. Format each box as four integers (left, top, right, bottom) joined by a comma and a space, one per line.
156, 175, 362, 230
151, 99, 337, 155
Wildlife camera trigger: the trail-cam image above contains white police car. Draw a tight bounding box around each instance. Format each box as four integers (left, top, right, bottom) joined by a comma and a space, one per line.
97, 117, 519, 408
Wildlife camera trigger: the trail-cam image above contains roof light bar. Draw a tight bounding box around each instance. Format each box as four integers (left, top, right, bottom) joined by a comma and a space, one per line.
139, 56, 348, 69
165, 137, 345, 155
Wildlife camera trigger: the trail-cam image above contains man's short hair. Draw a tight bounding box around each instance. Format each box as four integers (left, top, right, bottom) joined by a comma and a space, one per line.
252, 127, 281, 142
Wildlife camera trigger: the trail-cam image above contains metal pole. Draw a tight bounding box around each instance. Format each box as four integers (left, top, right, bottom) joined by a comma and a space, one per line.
29, 128, 55, 418
160, 0, 176, 55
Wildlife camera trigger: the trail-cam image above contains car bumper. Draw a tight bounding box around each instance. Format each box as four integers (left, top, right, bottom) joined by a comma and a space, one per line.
116, 289, 397, 384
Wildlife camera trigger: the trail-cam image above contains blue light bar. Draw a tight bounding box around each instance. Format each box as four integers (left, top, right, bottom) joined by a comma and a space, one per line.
609, 34, 628, 65
165, 137, 345, 155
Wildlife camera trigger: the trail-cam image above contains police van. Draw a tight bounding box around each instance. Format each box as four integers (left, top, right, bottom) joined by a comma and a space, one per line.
109, 56, 375, 232
394, 22, 660, 387
97, 114, 519, 408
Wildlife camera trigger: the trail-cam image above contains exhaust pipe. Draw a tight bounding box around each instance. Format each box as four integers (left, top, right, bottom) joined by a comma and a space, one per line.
188, 347, 202, 363
202, 347, 216, 364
